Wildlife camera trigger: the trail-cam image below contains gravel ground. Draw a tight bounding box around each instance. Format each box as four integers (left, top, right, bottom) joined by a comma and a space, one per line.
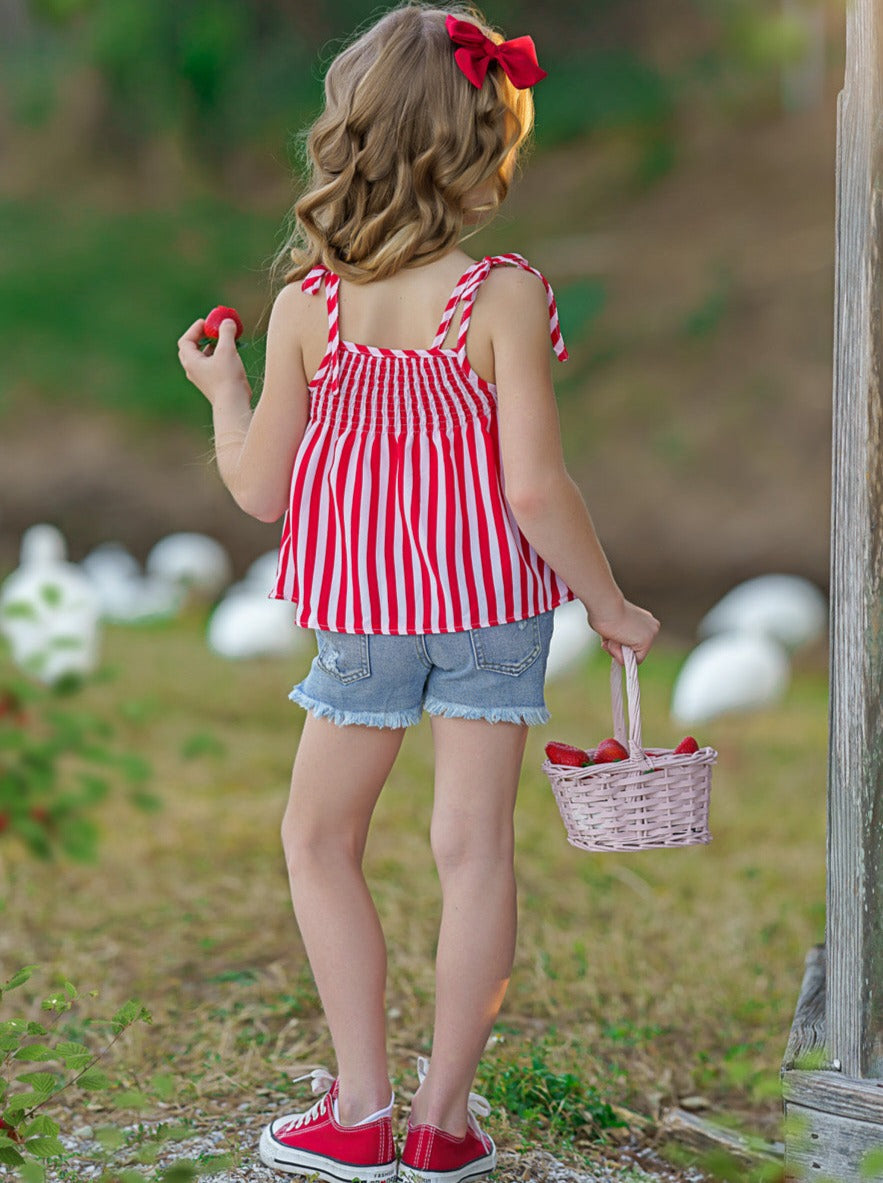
6, 1119, 710, 1183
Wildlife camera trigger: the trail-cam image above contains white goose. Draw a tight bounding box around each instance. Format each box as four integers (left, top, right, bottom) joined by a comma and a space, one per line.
0, 524, 102, 684
545, 599, 600, 681
698, 574, 827, 651
206, 550, 310, 661
81, 542, 183, 624
145, 532, 233, 600
671, 631, 790, 725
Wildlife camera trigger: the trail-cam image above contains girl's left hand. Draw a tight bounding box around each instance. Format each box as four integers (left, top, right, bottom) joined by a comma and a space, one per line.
177, 316, 251, 406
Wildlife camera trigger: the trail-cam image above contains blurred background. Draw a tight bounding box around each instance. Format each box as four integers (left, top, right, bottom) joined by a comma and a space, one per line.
0, 0, 842, 640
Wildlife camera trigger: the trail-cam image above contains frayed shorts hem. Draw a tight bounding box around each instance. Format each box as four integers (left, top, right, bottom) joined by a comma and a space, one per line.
288, 685, 422, 730
423, 695, 550, 727
288, 686, 549, 729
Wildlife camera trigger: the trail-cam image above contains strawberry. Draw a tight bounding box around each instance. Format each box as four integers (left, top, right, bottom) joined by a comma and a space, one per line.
202, 305, 244, 345
545, 741, 592, 767
593, 737, 629, 763
674, 736, 700, 755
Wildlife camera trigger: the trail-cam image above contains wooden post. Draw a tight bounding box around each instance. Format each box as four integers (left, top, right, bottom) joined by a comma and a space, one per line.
781, 0, 883, 1178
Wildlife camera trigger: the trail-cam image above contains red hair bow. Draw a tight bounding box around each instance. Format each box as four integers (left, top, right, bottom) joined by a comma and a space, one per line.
445, 14, 547, 90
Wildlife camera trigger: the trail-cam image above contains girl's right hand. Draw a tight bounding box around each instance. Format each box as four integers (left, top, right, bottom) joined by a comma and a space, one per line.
588, 599, 660, 665
177, 317, 250, 407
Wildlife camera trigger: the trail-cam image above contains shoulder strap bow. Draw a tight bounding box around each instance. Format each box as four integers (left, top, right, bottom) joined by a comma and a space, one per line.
445, 15, 546, 90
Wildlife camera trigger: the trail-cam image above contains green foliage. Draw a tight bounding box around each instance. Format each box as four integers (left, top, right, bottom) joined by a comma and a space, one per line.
0, 969, 235, 1180
861, 1145, 883, 1181
660, 1139, 784, 1183
0, 198, 274, 423
716, 2, 819, 73
7, 0, 321, 162
0, 968, 150, 1172
0, 665, 155, 862
680, 264, 734, 340
557, 278, 607, 346
534, 51, 676, 183
476, 1040, 626, 1147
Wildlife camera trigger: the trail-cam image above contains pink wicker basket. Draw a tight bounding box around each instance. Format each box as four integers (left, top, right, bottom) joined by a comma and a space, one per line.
543, 646, 717, 852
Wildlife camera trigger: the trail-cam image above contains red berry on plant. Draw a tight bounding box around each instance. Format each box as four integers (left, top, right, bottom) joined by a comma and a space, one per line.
0, 690, 24, 723
674, 736, 700, 755
593, 737, 629, 763
544, 741, 592, 767
202, 305, 243, 343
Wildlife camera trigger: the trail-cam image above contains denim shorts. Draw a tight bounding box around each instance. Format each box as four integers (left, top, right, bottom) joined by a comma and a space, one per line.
289, 612, 554, 729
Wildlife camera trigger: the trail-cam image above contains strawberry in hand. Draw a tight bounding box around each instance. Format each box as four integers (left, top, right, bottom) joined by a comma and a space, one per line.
200, 305, 244, 348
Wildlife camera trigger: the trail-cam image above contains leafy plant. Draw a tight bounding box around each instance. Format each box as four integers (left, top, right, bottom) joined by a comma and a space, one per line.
0, 966, 149, 1174
0, 667, 156, 862
0, 968, 234, 1182
477, 1043, 627, 1147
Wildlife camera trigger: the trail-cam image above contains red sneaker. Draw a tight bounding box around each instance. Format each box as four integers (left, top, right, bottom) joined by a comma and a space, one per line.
398, 1058, 496, 1183
258, 1068, 398, 1182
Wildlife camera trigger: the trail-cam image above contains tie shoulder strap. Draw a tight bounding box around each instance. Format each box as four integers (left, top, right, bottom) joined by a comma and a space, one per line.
430, 259, 488, 350
301, 265, 341, 354
454, 254, 569, 362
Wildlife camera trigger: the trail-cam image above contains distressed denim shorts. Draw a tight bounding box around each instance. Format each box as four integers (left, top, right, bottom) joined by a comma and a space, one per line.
289, 612, 554, 729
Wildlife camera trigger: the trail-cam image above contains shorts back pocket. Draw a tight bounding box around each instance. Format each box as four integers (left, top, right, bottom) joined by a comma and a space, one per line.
470, 617, 542, 677
315, 632, 371, 684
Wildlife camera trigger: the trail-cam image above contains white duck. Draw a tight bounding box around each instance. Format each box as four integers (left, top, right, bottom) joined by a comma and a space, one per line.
698, 574, 827, 651
244, 550, 282, 591
205, 543, 309, 659
545, 599, 600, 681
207, 585, 309, 660
671, 631, 790, 725
145, 533, 233, 600
81, 542, 183, 624
0, 524, 102, 685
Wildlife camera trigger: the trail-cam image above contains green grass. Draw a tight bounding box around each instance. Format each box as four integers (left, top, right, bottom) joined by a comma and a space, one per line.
0, 198, 278, 425
0, 615, 827, 1178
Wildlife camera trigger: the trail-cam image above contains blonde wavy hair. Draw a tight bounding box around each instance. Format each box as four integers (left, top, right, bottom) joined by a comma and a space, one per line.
275, 3, 535, 285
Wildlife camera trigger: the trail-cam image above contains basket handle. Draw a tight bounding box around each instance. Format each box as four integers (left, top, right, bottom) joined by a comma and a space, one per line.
610, 645, 645, 758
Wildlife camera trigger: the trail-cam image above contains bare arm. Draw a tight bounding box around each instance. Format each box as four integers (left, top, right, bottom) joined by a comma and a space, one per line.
177, 283, 313, 522
490, 269, 660, 662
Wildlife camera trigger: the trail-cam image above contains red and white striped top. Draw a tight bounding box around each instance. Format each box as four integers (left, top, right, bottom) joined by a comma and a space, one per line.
271, 253, 575, 634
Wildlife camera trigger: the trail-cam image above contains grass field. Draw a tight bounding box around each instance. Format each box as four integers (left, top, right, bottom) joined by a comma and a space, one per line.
0, 613, 829, 1180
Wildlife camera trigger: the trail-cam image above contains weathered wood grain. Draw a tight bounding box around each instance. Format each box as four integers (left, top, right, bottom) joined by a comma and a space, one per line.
785, 1101, 883, 1181
782, 2, 883, 1175
826, 0, 883, 1084
658, 1107, 783, 1167
784, 1071, 883, 1124
783, 944, 828, 1070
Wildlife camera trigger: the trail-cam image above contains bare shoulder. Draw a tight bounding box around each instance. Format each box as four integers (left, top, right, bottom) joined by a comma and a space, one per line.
270, 279, 323, 325
267, 279, 328, 366
471, 263, 550, 347
480, 263, 548, 317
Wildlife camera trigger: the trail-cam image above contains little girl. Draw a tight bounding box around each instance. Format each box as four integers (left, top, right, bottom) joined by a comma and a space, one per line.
178, 5, 659, 1181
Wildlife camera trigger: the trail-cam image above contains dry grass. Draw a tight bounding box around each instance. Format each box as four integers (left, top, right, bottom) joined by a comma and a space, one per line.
0, 613, 828, 1177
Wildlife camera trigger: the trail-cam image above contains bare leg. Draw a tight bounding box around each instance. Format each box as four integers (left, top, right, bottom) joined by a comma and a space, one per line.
409, 716, 527, 1136
281, 713, 405, 1125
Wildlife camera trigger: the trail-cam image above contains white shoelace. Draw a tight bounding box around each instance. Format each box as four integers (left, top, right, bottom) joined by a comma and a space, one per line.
415, 1055, 492, 1125
280, 1067, 394, 1131
279, 1067, 336, 1132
